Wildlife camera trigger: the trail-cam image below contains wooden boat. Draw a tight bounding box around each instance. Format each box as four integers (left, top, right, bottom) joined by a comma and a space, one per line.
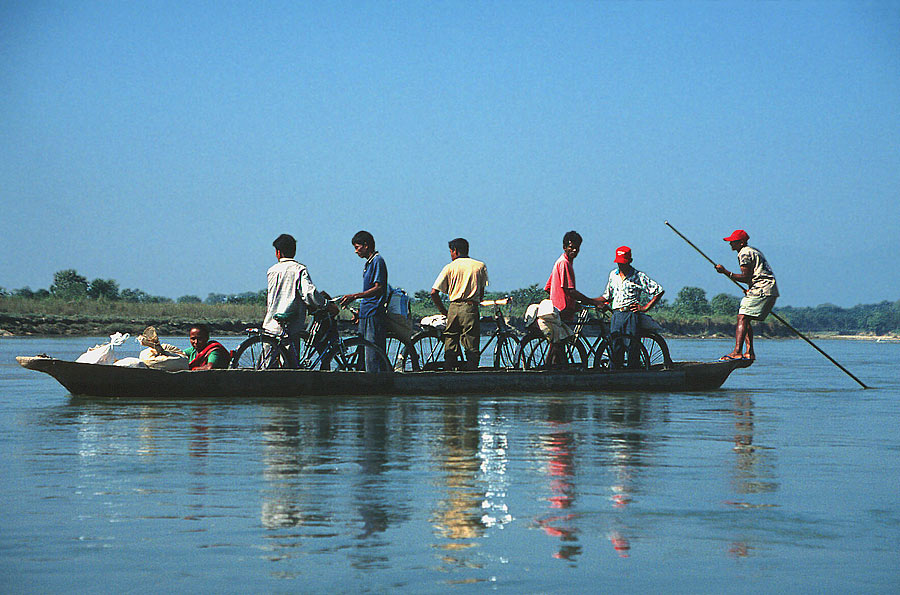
16, 355, 749, 398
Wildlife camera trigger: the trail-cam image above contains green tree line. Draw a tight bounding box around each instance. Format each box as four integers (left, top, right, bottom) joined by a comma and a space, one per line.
3, 270, 898, 334
1, 269, 266, 305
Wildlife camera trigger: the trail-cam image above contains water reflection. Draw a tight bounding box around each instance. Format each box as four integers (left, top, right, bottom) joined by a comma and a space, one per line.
431, 398, 484, 552
43, 389, 779, 569
595, 395, 659, 558
725, 395, 779, 558
535, 401, 581, 561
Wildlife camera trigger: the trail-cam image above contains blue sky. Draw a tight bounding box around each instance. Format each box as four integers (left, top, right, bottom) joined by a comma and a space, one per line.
2, 1, 898, 307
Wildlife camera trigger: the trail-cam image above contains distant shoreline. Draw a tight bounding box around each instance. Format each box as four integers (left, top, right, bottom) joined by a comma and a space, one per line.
1, 313, 896, 342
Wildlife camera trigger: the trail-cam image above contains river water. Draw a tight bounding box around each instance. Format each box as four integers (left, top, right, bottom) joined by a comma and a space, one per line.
1, 335, 898, 593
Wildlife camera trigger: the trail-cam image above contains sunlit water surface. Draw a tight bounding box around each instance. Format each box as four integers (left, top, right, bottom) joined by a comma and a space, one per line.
1, 335, 898, 593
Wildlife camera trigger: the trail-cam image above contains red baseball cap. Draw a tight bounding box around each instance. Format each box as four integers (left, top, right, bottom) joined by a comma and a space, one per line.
723, 229, 749, 242
614, 246, 632, 263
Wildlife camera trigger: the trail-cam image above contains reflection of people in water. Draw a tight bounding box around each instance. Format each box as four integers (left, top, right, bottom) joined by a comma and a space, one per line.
536, 401, 581, 561
725, 395, 778, 558
595, 395, 655, 558
431, 400, 485, 553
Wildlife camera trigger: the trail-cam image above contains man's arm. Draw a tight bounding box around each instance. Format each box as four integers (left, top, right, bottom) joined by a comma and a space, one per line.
430, 289, 448, 316
564, 287, 606, 309
340, 282, 384, 306
631, 290, 664, 313
715, 263, 753, 285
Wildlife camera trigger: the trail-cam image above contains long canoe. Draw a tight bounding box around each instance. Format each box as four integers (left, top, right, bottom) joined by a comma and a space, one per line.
16, 355, 749, 398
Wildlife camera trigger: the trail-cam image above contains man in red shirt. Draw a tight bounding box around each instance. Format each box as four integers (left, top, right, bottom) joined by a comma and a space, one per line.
542, 231, 603, 365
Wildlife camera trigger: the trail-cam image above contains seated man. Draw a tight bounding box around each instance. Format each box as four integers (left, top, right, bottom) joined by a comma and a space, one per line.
185, 324, 230, 370
596, 246, 665, 368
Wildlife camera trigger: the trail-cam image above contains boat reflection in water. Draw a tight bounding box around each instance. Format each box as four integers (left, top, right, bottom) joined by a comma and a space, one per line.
56, 386, 781, 574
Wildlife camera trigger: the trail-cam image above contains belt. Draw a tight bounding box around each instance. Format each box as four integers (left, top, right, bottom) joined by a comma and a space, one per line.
450, 299, 479, 305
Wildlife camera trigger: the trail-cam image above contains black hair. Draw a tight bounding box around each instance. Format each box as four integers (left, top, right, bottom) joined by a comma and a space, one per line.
273, 234, 297, 258
352, 230, 375, 249
448, 238, 469, 256
563, 230, 582, 248
190, 323, 210, 338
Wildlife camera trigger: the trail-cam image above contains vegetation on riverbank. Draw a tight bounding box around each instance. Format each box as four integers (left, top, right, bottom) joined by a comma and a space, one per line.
2, 269, 898, 337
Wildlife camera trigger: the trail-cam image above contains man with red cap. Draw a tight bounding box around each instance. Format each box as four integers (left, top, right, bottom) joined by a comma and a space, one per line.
715, 230, 778, 362
597, 246, 665, 368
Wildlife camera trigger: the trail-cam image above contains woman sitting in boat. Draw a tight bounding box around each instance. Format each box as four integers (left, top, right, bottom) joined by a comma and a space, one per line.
185, 324, 230, 370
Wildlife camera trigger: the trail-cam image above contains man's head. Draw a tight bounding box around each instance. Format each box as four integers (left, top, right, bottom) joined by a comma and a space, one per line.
352, 230, 375, 259
189, 324, 211, 351
563, 230, 582, 259
448, 238, 469, 260
723, 229, 749, 251
614, 246, 633, 265
273, 234, 297, 258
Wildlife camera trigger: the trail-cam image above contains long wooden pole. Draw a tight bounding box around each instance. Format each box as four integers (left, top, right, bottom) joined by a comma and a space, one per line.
665, 221, 869, 389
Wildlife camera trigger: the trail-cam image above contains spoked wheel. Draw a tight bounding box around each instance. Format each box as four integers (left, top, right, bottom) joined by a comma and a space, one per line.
408, 328, 445, 371
231, 335, 289, 369
492, 331, 520, 369
516, 332, 588, 370
386, 335, 420, 371
320, 337, 392, 372
595, 334, 652, 370
640, 332, 672, 368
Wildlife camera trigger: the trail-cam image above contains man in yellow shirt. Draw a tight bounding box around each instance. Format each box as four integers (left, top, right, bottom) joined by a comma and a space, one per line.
430, 238, 489, 371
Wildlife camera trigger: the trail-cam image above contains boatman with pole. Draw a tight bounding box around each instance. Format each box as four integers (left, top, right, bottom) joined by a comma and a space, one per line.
430, 238, 489, 371
714, 229, 778, 362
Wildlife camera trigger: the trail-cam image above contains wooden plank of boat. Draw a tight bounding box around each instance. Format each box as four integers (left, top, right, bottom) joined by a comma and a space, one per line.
16, 355, 748, 398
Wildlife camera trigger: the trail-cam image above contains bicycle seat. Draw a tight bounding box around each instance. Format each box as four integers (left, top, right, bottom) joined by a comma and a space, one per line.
273, 312, 298, 324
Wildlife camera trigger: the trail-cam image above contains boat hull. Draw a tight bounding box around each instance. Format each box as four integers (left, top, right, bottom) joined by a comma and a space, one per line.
16, 356, 747, 398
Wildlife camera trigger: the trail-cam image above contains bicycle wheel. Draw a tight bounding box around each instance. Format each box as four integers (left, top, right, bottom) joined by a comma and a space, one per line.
320, 337, 392, 372
386, 335, 420, 371
599, 334, 652, 369
516, 333, 548, 370
516, 332, 588, 370
409, 328, 445, 371
492, 331, 520, 369
640, 332, 672, 368
592, 338, 613, 370
231, 335, 289, 370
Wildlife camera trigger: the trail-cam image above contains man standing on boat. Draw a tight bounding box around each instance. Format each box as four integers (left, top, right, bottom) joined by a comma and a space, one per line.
185, 324, 230, 370
596, 246, 665, 368
715, 229, 778, 362
430, 238, 489, 371
543, 231, 603, 366
264, 233, 327, 363
340, 231, 388, 372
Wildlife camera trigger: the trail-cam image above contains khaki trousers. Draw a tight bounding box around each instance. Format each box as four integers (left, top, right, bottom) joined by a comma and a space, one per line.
444, 302, 480, 370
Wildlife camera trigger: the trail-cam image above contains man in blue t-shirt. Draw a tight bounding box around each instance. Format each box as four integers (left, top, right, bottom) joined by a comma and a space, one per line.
340, 230, 388, 372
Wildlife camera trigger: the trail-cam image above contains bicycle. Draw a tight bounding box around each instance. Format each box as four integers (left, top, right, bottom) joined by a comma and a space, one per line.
231, 299, 391, 371
405, 297, 520, 371
516, 305, 672, 370
385, 328, 420, 371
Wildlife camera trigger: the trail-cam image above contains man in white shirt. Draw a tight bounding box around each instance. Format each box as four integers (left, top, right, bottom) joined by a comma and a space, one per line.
263, 234, 326, 361
430, 238, 489, 370
597, 246, 665, 368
